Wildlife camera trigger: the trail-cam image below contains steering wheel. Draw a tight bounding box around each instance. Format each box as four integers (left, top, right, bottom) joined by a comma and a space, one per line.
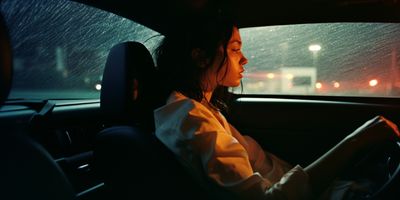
368, 141, 400, 199
342, 141, 400, 199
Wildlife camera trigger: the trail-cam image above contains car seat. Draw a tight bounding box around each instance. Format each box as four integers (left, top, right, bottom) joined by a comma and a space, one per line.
94, 41, 216, 199
0, 12, 75, 200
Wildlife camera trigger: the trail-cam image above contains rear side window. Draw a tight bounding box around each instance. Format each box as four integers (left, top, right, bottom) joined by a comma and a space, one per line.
235, 23, 400, 97
1, 0, 162, 100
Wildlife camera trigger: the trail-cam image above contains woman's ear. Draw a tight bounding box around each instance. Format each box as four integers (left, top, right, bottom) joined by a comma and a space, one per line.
191, 48, 209, 68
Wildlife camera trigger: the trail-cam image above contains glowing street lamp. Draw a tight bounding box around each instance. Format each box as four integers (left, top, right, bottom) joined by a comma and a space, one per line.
316, 82, 322, 89
266, 73, 275, 79
369, 79, 378, 87
308, 44, 321, 52
95, 84, 102, 91
309, 44, 321, 67
333, 81, 340, 88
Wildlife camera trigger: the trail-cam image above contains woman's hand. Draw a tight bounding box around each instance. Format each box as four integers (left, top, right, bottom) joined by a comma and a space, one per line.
346, 115, 400, 147
306, 115, 400, 197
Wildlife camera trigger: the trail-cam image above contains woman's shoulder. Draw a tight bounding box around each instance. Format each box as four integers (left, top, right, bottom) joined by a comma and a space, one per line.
154, 92, 219, 127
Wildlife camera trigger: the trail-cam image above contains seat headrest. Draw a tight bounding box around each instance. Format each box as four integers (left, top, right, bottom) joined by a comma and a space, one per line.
0, 14, 12, 106
100, 41, 155, 125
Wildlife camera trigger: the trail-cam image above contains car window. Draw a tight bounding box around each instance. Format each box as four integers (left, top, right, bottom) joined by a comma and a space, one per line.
1, 0, 162, 100
234, 23, 400, 97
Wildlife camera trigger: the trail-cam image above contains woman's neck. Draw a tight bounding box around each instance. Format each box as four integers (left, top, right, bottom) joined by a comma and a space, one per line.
203, 91, 213, 102
202, 90, 221, 112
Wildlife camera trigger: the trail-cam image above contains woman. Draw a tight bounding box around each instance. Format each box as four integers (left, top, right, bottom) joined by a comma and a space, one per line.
153, 9, 400, 200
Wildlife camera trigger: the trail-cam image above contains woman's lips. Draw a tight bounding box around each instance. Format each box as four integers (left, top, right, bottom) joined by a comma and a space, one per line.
239, 70, 245, 78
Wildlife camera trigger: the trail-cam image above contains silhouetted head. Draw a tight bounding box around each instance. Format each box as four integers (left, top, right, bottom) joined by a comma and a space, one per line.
155, 1, 246, 111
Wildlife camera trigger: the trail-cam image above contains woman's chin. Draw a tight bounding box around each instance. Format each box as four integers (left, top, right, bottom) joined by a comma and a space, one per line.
229, 82, 241, 88
220, 80, 241, 88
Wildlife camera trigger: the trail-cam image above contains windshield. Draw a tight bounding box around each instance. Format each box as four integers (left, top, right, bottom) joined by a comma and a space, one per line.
1, 0, 162, 100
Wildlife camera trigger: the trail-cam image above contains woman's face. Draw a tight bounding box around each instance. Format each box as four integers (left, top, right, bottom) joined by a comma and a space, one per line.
205, 26, 248, 90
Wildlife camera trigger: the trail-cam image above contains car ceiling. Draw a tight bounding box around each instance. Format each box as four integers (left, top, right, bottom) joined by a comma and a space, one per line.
73, 0, 400, 34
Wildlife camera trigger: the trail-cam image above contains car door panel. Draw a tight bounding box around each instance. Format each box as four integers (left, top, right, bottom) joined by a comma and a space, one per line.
0, 101, 105, 199
228, 97, 400, 166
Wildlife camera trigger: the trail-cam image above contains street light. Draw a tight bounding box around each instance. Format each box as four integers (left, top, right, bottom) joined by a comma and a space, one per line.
95, 84, 102, 91
266, 73, 275, 79
309, 44, 321, 67
369, 79, 378, 87
316, 82, 322, 89
333, 81, 340, 88
308, 44, 321, 52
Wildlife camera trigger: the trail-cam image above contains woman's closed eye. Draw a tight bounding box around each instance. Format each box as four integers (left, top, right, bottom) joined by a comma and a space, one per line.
232, 48, 241, 53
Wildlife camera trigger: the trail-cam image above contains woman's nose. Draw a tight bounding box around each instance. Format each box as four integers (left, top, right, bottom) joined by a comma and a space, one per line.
240, 54, 248, 65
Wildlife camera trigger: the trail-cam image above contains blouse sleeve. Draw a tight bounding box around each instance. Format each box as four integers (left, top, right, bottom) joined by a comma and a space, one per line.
159, 99, 311, 199
184, 103, 256, 186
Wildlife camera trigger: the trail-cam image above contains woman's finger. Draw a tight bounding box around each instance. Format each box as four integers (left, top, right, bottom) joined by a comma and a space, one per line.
380, 117, 400, 138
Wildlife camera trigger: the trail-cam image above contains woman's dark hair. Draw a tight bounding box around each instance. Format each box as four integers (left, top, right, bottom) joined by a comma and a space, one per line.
155, 5, 237, 111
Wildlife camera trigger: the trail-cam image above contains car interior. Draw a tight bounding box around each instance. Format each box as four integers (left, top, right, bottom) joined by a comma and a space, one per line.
93, 40, 220, 199
2, 0, 400, 199
0, 12, 76, 200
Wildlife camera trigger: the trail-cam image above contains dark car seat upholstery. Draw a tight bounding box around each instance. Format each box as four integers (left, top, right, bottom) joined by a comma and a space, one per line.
100, 41, 157, 129
0, 13, 75, 200
94, 41, 212, 199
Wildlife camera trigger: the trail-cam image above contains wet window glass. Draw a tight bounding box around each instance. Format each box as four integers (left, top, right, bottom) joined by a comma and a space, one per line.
1, 0, 162, 100
235, 23, 400, 97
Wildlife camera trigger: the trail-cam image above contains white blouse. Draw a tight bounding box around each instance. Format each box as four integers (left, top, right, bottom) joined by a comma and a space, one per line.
154, 91, 311, 199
